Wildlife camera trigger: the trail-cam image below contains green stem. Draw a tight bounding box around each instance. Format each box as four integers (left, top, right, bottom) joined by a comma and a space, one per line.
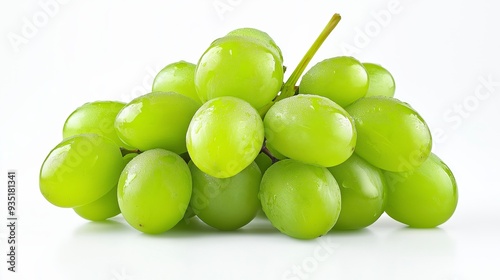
276, 13, 341, 102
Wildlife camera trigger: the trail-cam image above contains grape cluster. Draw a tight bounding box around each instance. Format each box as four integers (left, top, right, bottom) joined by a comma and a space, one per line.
39, 14, 458, 239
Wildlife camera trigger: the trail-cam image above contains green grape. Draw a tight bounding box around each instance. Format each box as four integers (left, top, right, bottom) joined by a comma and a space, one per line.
73, 186, 120, 221
328, 154, 386, 230
363, 63, 396, 98
63, 101, 132, 148
265, 142, 287, 160
186, 96, 264, 178
152, 61, 202, 104
299, 56, 369, 107
117, 149, 192, 234
259, 159, 341, 239
195, 35, 284, 109
72, 153, 138, 221
345, 96, 432, 172
226, 27, 283, 63
254, 153, 273, 173
189, 161, 261, 231
115, 91, 200, 154
39, 133, 124, 208
383, 153, 458, 228
264, 94, 356, 167
183, 205, 196, 219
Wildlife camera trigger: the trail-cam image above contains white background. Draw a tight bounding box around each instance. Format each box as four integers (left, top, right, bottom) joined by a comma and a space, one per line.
1, 0, 499, 279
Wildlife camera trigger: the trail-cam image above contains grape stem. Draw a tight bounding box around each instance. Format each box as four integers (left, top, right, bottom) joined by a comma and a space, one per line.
278, 13, 341, 101
120, 147, 142, 157
258, 13, 341, 117
261, 146, 279, 164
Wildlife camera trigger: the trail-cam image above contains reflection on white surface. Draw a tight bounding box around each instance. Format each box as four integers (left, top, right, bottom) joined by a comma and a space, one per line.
46, 215, 470, 280
2, 200, 499, 280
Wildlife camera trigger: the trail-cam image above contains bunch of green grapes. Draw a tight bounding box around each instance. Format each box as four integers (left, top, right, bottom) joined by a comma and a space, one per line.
39, 13, 457, 239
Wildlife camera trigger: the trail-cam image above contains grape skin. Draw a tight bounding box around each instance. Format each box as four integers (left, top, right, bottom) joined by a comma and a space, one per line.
115, 91, 200, 154
186, 96, 264, 178
117, 149, 192, 234
299, 56, 369, 107
226, 27, 283, 63
363, 62, 396, 98
152, 61, 202, 104
189, 161, 262, 231
72, 153, 137, 221
254, 153, 273, 173
259, 159, 341, 239
328, 154, 386, 230
73, 186, 121, 221
346, 96, 432, 172
63, 101, 131, 149
383, 153, 458, 228
195, 35, 284, 109
39, 133, 124, 208
264, 94, 356, 167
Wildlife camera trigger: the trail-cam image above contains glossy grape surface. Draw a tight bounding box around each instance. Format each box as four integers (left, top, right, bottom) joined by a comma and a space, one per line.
152, 61, 201, 104
73, 186, 120, 221
363, 63, 396, 98
259, 159, 341, 239
328, 154, 386, 230
254, 153, 273, 173
299, 56, 369, 107
226, 27, 283, 63
115, 91, 200, 154
264, 94, 356, 167
346, 96, 432, 172
186, 96, 264, 178
189, 161, 261, 230
117, 149, 192, 234
383, 153, 458, 228
195, 35, 284, 109
39, 133, 124, 208
63, 101, 131, 148
265, 142, 287, 160
72, 153, 137, 221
